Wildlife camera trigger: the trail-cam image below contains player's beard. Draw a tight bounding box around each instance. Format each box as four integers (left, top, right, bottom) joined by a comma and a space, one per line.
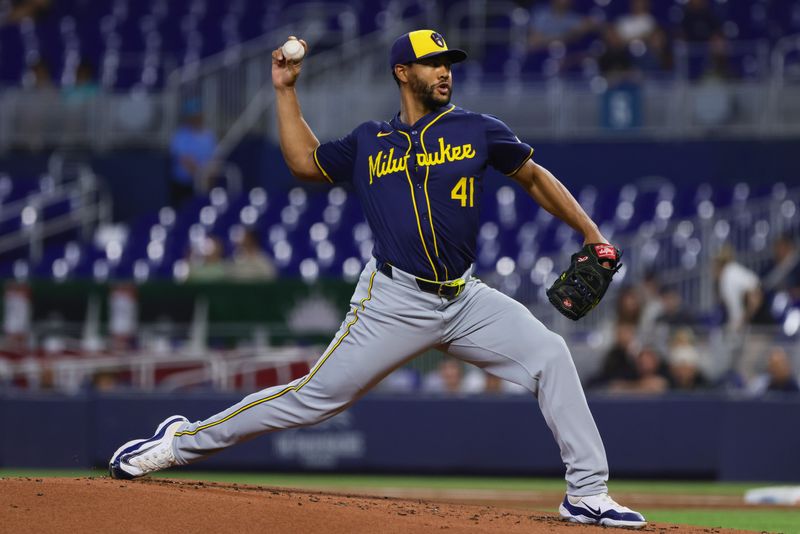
410, 74, 451, 110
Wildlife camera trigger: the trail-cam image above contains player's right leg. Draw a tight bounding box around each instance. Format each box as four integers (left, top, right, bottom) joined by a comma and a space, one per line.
109, 259, 439, 479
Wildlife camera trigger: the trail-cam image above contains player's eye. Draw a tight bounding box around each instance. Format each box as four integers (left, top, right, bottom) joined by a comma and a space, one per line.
418, 58, 450, 69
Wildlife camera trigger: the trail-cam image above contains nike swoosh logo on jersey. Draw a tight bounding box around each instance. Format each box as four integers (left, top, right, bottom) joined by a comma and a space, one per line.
376, 131, 393, 137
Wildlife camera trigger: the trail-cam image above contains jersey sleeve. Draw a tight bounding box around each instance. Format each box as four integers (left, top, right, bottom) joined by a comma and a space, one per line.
483, 114, 534, 176
313, 128, 358, 184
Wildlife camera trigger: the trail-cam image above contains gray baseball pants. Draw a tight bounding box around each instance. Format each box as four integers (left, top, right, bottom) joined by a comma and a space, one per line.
172, 258, 609, 496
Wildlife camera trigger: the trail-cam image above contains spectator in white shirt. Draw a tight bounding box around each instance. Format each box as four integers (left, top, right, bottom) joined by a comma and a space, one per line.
615, 0, 657, 43
714, 245, 766, 380
714, 245, 762, 332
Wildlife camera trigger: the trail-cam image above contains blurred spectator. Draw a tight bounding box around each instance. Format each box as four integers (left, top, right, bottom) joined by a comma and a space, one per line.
92, 371, 121, 392
2, 0, 51, 24
667, 328, 709, 391
678, 0, 721, 42
715, 367, 747, 392
607, 346, 669, 394
714, 246, 762, 333
748, 346, 800, 395
19, 59, 57, 150
597, 27, 635, 80
169, 99, 219, 208
62, 61, 99, 104
229, 228, 278, 281
188, 236, 227, 281
755, 234, 800, 324
616, 285, 642, 325
655, 285, 694, 327
701, 33, 736, 81
615, 0, 657, 43
422, 358, 464, 394
589, 322, 639, 388
528, 0, 599, 52
637, 272, 663, 335
635, 28, 674, 74
761, 234, 800, 297
60, 60, 99, 145
645, 285, 696, 353
24, 58, 54, 90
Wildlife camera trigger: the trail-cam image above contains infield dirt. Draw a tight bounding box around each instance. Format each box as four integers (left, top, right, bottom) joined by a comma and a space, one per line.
0, 477, 752, 533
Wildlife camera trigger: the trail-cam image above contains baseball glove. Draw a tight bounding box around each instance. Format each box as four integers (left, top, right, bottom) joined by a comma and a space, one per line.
546, 243, 622, 321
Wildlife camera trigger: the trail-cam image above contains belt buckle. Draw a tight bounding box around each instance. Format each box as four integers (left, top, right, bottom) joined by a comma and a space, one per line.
439, 278, 465, 299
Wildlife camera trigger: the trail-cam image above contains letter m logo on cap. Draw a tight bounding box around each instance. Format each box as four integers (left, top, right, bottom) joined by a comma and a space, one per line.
430, 32, 445, 48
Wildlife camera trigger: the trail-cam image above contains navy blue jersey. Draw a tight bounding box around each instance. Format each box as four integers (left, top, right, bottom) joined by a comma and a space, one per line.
314, 104, 533, 281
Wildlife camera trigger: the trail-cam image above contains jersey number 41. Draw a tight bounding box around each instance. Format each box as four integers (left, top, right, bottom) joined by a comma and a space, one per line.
451, 177, 475, 208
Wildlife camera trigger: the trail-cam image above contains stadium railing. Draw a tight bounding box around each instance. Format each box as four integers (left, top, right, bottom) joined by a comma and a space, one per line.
1, 321, 796, 395
3, 17, 800, 151
0, 344, 319, 395
0, 164, 111, 264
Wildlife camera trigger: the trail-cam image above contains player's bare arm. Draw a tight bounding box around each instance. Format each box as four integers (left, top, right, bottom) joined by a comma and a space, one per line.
272, 36, 326, 183
511, 159, 607, 245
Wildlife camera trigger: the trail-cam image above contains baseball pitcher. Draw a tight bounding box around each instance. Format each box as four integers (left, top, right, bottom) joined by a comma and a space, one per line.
110, 30, 644, 529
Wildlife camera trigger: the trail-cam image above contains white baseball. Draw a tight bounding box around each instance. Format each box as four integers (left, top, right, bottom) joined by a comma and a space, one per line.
282, 39, 305, 61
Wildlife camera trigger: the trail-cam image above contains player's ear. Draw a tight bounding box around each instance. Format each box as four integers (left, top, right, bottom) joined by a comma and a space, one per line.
394, 64, 409, 84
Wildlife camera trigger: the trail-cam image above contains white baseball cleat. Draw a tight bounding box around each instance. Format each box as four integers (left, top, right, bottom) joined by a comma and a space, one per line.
108, 415, 188, 480
559, 493, 647, 529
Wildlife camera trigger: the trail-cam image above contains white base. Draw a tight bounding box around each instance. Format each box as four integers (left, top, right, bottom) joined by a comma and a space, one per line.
744, 486, 800, 506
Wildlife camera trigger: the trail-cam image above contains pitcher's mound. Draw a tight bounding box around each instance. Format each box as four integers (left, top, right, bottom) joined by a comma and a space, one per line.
0, 477, 745, 533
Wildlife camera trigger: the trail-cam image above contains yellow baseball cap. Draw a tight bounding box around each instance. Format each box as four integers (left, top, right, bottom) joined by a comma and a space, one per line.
389, 29, 467, 69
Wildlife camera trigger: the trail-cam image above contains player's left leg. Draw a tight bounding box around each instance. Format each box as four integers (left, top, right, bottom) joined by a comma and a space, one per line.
441, 279, 608, 495
440, 279, 645, 528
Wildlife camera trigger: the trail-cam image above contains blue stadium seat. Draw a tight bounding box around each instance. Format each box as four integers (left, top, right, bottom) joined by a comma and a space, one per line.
1, 0, 798, 89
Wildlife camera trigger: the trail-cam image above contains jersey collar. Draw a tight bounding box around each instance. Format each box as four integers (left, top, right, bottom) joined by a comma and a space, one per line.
389, 104, 456, 132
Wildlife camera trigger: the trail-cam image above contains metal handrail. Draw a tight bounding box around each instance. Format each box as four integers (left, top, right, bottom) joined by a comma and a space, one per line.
0, 204, 97, 252
528, 186, 800, 334
166, 3, 361, 87
3, 346, 323, 394
771, 33, 800, 84
0, 169, 111, 261
0, 181, 80, 224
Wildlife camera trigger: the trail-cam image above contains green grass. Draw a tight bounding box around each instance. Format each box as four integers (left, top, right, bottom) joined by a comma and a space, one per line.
642, 509, 800, 534
2, 470, 797, 533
